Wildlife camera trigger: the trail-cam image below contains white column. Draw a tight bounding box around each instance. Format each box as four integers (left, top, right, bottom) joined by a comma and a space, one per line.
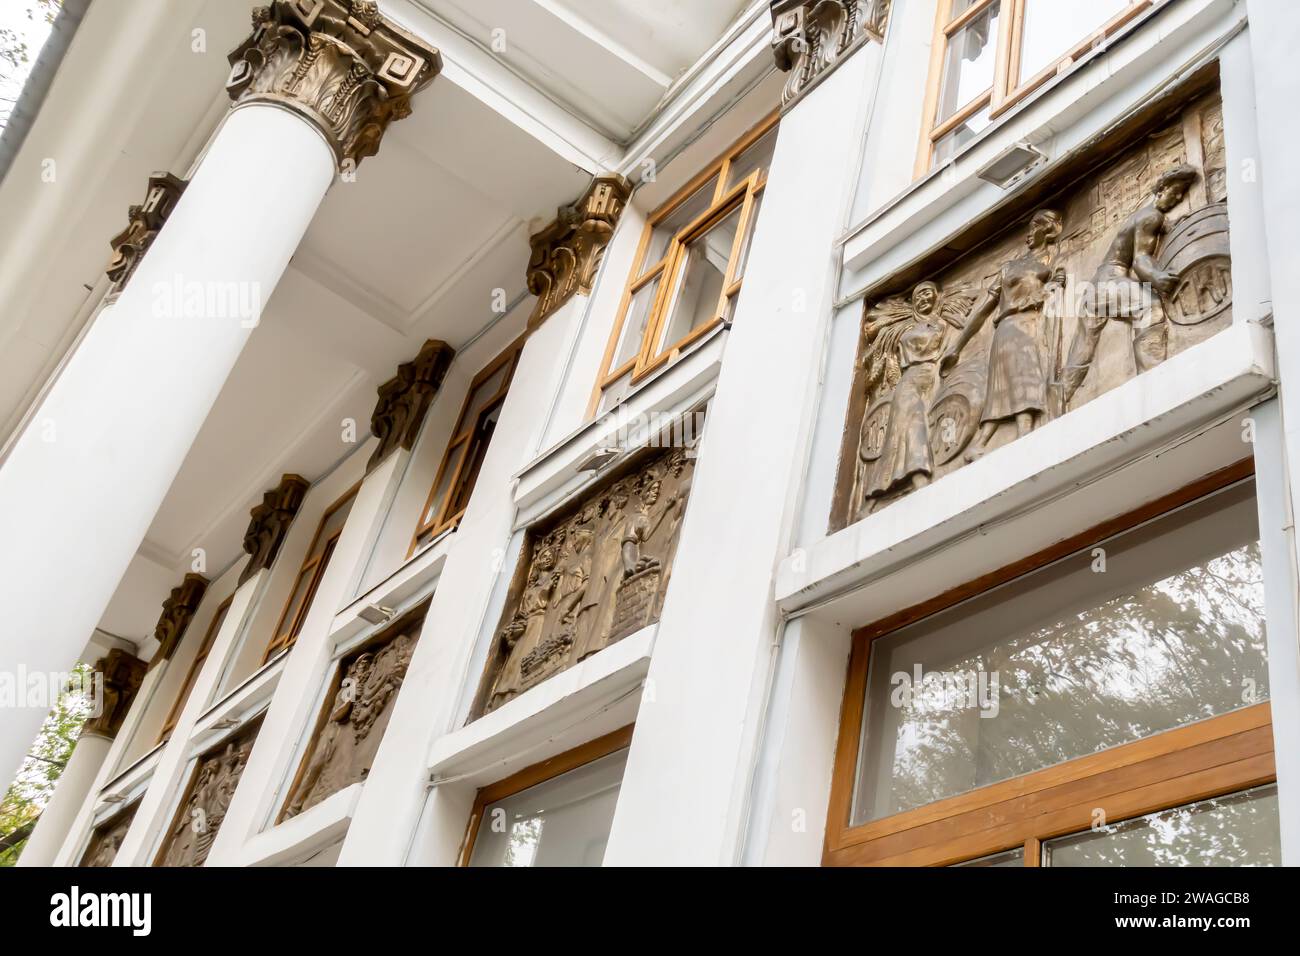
601, 45, 879, 865
16, 731, 113, 867
0, 103, 335, 785
1242, 0, 1300, 863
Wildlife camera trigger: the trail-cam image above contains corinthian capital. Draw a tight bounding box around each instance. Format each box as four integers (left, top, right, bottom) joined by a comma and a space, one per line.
367, 339, 455, 473
105, 172, 187, 299
771, 0, 890, 108
83, 649, 148, 739
152, 573, 209, 664
526, 173, 632, 329
241, 474, 311, 584
226, 1, 442, 169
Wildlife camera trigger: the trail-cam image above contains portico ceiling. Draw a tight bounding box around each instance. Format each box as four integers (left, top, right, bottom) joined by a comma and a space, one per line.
0, 0, 766, 649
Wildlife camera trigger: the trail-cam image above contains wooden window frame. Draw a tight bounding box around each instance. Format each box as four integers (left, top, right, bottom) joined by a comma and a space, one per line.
915, 0, 1152, 176
263, 483, 359, 663
158, 595, 233, 743
587, 113, 778, 418
824, 458, 1275, 866
409, 334, 526, 554
457, 724, 635, 867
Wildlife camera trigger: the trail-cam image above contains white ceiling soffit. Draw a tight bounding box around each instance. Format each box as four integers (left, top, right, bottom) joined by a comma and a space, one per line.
414, 0, 757, 143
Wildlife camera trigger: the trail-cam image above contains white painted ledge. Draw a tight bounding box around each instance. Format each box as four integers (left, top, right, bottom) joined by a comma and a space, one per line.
225, 783, 361, 868
427, 625, 654, 790
778, 321, 1275, 612
188, 653, 286, 752
330, 530, 449, 643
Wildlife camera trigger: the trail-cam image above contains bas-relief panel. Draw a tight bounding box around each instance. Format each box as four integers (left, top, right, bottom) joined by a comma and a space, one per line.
835, 91, 1233, 530
78, 802, 139, 867
476, 445, 697, 717
281, 608, 423, 819
155, 721, 260, 867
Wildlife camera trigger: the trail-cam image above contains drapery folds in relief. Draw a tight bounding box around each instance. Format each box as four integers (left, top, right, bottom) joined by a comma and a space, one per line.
834, 88, 1234, 529
156, 721, 261, 867
78, 803, 139, 867
477, 445, 697, 717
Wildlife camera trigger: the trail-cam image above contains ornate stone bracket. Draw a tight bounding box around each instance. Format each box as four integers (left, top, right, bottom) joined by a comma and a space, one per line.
367, 339, 455, 473
526, 173, 632, 329
240, 474, 311, 584
226, 0, 442, 170
82, 649, 148, 739
151, 573, 209, 664
770, 0, 890, 109
105, 172, 187, 299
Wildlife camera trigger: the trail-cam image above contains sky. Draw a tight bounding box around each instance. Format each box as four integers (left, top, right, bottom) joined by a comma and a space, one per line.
0, 0, 59, 132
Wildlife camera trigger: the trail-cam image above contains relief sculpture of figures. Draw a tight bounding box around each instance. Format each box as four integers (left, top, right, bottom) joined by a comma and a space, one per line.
157, 728, 257, 867
1061, 164, 1199, 402
854, 281, 973, 514
939, 209, 1066, 461
480, 445, 697, 716
284, 618, 420, 818
833, 93, 1234, 532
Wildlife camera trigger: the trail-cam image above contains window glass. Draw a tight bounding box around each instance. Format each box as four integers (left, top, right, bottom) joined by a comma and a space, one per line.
935, 1, 1000, 124
656, 205, 741, 351
727, 127, 778, 190
612, 277, 662, 370
731, 193, 763, 284
448, 402, 501, 517
468, 748, 629, 867
954, 847, 1022, 867
932, 105, 991, 168
853, 480, 1267, 825
1018, 0, 1128, 85
1044, 785, 1280, 867
645, 177, 718, 265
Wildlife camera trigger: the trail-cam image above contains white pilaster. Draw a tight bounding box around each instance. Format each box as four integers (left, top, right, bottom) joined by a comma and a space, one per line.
0, 103, 336, 785
601, 44, 880, 865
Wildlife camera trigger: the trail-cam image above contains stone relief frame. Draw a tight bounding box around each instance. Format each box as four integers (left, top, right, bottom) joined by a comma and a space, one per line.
77, 800, 141, 867
823, 459, 1271, 866
278, 600, 429, 821
833, 71, 1231, 532
456, 725, 634, 867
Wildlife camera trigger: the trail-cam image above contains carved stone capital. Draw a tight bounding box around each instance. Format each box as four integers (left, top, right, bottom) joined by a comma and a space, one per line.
367, 339, 454, 473
82, 649, 148, 739
526, 173, 632, 329
770, 0, 890, 108
152, 573, 209, 664
240, 474, 311, 585
226, 0, 442, 169
105, 172, 187, 299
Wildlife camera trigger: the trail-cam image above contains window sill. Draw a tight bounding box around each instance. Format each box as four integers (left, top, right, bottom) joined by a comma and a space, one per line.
841, 0, 1238, 286
511, 323, 726, 524
780, 321, 1274, 624
229, 783, 361, 867
330, 530, 450, 645
187, 652, 285, 753
427, 625, 655, 792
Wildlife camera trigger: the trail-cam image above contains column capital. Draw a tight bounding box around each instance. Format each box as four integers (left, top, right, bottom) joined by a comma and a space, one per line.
240, 473, 311, 584
105, 172, 187, 300
770, 0, 890, 109
226, 0, 442, 169
151, 573, 209, 664
82, 649, 148, 739
526, 173, 632, 329
367, 339, 455, 473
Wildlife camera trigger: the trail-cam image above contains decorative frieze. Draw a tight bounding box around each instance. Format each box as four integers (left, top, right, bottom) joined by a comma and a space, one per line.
282, 604, 425, 818
240, 474, 311, 585
226, 0, 442, 169
78, 802, 139, 867
82, 649, 148, 739
156, 720, 260, 867
151, 573, 209, 664
770, 0, 890, 108
526, 173, 632, 329
366, 339, 454, 473
105, 172, 186, 299
475, 443, 696, 717
833, 90, 1232, 531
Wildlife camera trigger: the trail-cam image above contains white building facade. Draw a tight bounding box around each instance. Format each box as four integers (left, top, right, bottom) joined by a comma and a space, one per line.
2, 0, 1298, 867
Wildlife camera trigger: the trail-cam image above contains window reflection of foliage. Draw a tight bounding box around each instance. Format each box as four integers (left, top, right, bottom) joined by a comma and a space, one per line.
885, 543, 1267, 817
1045, 785, 1279, 867
504, 816, 543, 867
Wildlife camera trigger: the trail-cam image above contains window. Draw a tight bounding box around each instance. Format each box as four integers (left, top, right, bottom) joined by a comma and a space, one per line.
460, 727, 632, 867
263, 485, 358, 662
917, 0, 1150, 173
590, 115, 777, 415
411, 337, 525, 552
825, 462, 1279, 866
158, 595, 232, 742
